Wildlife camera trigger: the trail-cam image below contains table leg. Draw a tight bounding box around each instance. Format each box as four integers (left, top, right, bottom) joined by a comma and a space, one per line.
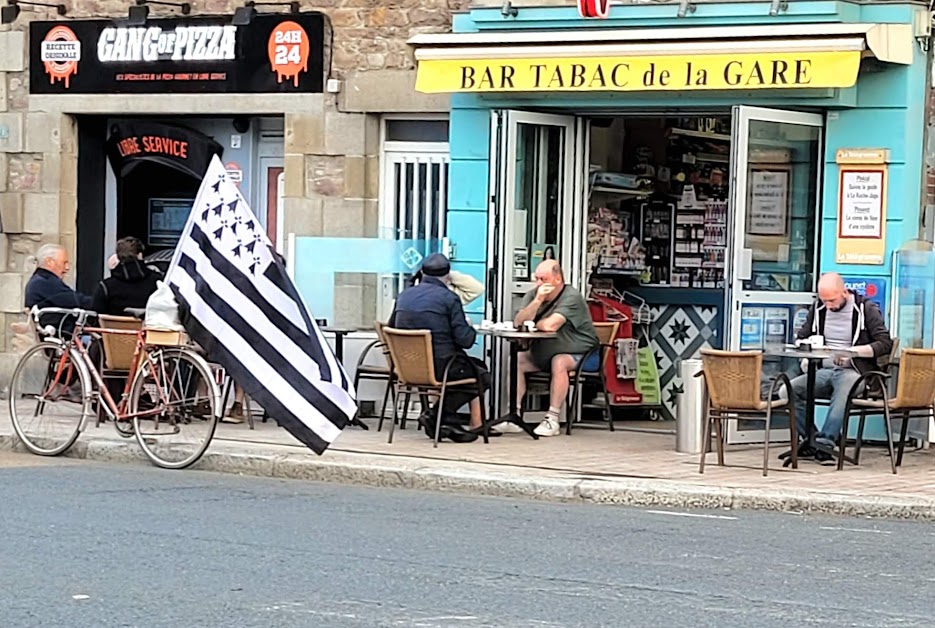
508, 341, 538, 440
335, 331, 368, 430
805, 359, 817, 447
334, 334, 344, 363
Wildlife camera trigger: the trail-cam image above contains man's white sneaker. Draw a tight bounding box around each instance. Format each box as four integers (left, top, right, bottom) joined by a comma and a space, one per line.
493, 421, 524, 434
534, 417, 561, 437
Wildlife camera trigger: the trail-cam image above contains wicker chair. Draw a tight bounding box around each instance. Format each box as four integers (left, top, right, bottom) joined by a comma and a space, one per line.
699, 349, 797, 476
839, 348, 935, 474
566, 321, 620, 435
381, 327, 486, 447
96, 314, 143, 425
352, 321, 396, 431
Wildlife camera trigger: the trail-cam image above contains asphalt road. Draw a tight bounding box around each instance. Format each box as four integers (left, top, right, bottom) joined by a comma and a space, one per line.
1, 453, 933, 628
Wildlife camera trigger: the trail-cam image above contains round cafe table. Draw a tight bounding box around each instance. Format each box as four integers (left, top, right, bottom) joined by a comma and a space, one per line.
765, 344, 859, 466
476, 326, 558, 440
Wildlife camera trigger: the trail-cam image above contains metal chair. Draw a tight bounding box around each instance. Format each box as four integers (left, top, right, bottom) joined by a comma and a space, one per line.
839, 347, 935, 474
381, 327, 487, 447
352, 321, 396, 431
567, 321, 620, 434
699, 349, 797, 476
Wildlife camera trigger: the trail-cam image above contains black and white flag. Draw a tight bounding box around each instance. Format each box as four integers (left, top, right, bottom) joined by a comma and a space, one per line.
165, 156, 357, 454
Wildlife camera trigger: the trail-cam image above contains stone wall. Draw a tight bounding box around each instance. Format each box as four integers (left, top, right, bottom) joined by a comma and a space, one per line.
0, 0, 456, 378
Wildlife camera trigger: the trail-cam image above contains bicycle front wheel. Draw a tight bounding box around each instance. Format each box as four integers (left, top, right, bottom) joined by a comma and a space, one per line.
9, 341, 89, 456
128, 347, 219, 470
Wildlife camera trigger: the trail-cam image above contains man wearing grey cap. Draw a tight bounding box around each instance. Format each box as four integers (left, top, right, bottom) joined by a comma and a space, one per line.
390, 253, 490, 443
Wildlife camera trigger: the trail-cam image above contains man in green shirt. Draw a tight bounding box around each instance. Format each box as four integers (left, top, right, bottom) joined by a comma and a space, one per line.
504, 260, 599, 437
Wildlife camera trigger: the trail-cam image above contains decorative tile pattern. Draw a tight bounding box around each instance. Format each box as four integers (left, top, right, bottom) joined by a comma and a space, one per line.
646, 305, 722, 421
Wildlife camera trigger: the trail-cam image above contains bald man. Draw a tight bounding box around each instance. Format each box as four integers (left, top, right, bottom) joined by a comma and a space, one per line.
791, 272, 892, 458
507, 260, 599, 437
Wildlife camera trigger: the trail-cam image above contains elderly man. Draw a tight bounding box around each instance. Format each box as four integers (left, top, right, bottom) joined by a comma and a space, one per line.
790, 272, 893, 460
505, 260, 599, 437
389, 253, 490, 443
25, 243, 93, 335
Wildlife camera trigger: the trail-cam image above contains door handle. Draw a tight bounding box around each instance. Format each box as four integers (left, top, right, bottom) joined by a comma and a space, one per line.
737, 248, 753, 281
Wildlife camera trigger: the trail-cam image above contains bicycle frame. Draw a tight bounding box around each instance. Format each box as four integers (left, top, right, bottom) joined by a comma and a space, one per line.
43, 325, 169, 427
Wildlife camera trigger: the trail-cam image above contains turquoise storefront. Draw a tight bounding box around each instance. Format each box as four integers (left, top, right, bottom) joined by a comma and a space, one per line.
408, 0, 932, 441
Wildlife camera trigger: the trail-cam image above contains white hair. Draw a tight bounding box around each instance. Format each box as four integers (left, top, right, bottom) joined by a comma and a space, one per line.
36, 243, 65, 268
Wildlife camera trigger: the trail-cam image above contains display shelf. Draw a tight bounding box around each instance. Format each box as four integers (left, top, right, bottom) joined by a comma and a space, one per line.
591, 186, 653, 198
591, 268, 644, 277
669, 128, 731, 142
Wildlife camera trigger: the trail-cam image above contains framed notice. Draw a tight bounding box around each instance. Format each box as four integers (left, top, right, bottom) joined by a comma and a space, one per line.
747, 169, 790, 236
835, 149, 888, 265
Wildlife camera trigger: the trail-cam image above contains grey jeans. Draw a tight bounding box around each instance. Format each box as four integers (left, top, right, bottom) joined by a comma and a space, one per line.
789, 367, 862, 442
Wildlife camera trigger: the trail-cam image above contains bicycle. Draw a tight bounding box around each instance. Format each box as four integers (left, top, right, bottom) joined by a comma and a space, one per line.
8, 307, 221, 469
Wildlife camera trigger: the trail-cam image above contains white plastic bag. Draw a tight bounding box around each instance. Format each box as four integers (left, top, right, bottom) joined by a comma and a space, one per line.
144, 280, 185, 331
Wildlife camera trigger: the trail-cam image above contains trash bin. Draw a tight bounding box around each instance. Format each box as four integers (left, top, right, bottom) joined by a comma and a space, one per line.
676, 358, 706, 454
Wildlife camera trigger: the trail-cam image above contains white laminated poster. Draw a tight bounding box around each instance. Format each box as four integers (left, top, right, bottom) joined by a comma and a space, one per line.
512, 247, 529, 280
840, 170, 884, 238
748, 170, 789, 235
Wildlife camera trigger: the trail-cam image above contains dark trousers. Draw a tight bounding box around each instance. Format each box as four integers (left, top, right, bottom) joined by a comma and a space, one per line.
429, 355, 490, 425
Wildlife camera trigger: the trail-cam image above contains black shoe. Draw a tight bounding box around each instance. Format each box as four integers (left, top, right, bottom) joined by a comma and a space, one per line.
438, 424, 478, 444
778, 442, 816, 460
813, 449, 835, 464
468, 426, 501, 437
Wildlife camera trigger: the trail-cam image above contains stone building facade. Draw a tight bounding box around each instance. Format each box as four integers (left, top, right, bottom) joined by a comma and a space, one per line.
0, 0, 456, 379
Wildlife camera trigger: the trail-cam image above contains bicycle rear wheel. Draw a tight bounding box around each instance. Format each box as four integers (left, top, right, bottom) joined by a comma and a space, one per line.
9, 341, 89, 456
128, 346, 219, 469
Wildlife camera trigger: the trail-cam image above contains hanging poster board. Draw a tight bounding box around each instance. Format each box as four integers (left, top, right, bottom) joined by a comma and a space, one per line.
748, 169, 790, 236
835, 149, 888, 265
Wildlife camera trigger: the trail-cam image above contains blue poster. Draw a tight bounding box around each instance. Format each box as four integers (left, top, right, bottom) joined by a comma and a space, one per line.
842, 276, 888, 319
740, 306, 764, 350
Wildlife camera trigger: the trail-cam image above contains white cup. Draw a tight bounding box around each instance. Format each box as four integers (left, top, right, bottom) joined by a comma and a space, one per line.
810, 334, 825, 348
524, 320, 536, 333
480, 320, 493, 330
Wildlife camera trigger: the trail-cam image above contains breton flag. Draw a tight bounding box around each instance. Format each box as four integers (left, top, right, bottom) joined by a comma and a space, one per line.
165, 156, 357, 454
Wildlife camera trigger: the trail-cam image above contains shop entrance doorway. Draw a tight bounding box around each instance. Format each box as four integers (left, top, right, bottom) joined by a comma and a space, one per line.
727, 106, 823, 443
487, 110, 580, 420
488, 106, 823, 442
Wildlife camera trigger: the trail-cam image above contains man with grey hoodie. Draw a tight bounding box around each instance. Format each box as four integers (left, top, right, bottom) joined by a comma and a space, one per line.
790, 272, 892, 459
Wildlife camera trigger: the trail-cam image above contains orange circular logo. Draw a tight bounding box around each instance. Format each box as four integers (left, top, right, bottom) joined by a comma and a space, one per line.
41, 25, 81, 88
268, 21, 310, 87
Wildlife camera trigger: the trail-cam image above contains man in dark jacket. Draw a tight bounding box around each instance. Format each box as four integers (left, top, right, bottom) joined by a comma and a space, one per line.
791, 272, 893, 455
389, 253, 489, 443
92, 237, 162, 316
25, 243, 93, 335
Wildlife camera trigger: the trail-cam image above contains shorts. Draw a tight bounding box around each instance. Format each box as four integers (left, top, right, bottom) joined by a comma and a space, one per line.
533, 351, 601, 373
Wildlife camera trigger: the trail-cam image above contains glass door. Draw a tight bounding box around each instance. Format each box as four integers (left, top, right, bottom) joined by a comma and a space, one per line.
726, 106, 824, 444
487, 110, 576, 418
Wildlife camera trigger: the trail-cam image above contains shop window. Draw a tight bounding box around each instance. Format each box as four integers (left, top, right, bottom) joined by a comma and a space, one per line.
385, 119, 449, 143
378, 119, 450, 320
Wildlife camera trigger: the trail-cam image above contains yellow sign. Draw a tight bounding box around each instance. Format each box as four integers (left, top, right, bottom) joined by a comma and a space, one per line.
835, 148, 890, 164
415, 51, 861, 93
836, 163, 888, 265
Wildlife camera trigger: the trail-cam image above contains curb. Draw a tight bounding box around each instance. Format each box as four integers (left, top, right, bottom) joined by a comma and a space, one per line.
3, 434, 935, 520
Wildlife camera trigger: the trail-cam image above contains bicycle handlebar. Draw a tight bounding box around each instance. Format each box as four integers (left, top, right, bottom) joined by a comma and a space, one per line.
32, 307, 99, 319
31, 307, 99, 339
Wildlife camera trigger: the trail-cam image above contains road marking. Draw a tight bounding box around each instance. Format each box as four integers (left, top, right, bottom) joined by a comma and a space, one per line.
72, 595, 90, 601
819, 526, 892, 535
645, 510, 737, 520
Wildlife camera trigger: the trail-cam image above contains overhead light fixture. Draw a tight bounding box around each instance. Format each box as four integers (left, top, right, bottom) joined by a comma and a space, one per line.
127, 0, 191, 27
1, 0, 67, 25
232, 1, 300, 26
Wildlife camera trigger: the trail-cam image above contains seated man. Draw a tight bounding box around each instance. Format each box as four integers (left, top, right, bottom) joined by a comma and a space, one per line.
508, 260, 599, 437
25, 243, 93, 336
790, 272, 893, 459
389, 253, 489, 443
91, 236, 162, 316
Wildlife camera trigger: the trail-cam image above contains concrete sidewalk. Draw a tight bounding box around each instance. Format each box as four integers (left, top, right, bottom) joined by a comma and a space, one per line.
2, 408, 934, 520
